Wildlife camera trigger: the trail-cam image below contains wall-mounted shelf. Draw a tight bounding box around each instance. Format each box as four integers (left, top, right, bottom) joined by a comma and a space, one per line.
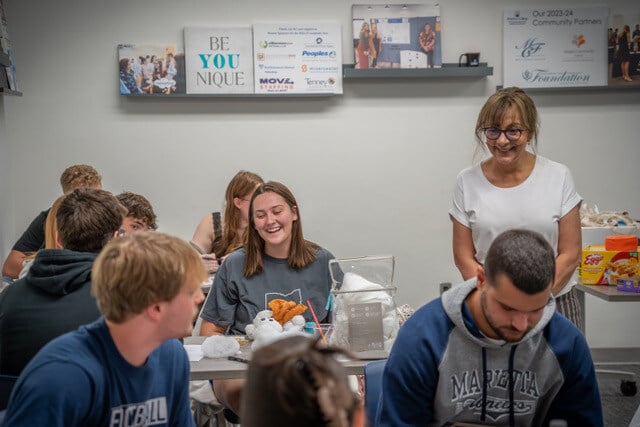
0, 87, 21, 96
124, 92, 338, 98
499, 84, 640, 93
343, 62, 493, 79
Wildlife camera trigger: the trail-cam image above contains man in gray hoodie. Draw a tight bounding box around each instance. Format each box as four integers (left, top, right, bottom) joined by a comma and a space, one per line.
0, 188, 126, 376
377, 229, 602, 427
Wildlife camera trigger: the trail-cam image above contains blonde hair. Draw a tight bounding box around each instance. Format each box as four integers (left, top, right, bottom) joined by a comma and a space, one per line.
92, 232, 206, 323
45, 195, 65, 249
474, 87, 539, 159
215, 170, 264, 256
59, 164, 102, 194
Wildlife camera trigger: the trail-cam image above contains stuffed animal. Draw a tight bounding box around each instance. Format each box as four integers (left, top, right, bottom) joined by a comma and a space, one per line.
268, 298, 307, 325
201, 335, 241, 358
245, 309, 307, 350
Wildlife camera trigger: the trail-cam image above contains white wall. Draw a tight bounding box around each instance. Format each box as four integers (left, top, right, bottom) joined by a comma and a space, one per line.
2, 0, 639, 348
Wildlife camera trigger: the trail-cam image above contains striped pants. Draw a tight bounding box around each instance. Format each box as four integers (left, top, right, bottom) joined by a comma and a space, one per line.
555, 288, 583, 332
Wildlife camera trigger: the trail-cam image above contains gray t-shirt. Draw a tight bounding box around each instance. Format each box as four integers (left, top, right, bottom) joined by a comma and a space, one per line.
200, 247, 335, 335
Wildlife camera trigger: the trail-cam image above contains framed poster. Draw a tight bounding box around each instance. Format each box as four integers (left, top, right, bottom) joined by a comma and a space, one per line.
503, 5, 608, 88
118, 44, 185, 95
607, 6, 640, 87
184, 27, 254, 94
253, 23, 342, 94
352, 4, 441, 69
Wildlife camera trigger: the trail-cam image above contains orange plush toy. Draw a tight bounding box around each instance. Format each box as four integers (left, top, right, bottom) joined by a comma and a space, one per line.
268, 299, 307, 325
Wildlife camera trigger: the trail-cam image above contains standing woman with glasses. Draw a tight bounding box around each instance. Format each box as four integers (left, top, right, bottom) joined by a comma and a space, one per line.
449, 87, 583, 329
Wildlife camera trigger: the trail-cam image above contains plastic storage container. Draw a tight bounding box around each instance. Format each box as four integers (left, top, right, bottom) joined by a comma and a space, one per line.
328, 255, 399, 359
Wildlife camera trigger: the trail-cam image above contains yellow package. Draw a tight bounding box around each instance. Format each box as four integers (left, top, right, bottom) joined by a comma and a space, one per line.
580, 245, 639, 285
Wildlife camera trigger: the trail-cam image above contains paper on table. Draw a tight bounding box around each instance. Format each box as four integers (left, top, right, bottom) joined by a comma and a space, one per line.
184, 344, 203, 361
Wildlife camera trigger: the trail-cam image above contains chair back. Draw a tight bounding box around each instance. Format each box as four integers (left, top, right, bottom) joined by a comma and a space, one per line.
0, 374, 18, 410
364, 359, 387, 424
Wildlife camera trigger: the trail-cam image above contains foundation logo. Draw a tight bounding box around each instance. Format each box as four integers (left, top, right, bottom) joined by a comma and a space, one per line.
522, 69, 590, 84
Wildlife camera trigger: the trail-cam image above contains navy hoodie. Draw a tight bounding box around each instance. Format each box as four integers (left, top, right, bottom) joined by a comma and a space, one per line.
0, 249, 101, 376
376, 279, 603, 427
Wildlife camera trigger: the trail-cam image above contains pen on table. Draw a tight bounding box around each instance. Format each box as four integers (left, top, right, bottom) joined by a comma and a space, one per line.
228, 355, 250, 364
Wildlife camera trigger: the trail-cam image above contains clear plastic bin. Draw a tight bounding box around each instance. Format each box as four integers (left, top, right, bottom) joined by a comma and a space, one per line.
328, 255, 399, 358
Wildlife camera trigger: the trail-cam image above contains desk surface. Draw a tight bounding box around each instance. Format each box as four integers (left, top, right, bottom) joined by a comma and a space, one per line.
575, 283, 640, 302
184, 336, 375, 380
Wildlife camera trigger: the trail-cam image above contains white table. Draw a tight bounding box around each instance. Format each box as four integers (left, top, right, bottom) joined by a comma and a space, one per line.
184, 336, 377, 381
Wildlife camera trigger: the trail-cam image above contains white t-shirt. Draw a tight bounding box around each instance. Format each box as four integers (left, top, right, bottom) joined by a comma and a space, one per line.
449, 156, 582, 296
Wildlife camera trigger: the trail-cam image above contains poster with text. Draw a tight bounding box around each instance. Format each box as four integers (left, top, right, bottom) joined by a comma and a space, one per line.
352, 4, 441, 69
253, 23, 342, 94
185, 27, 254, 94
503, 5, 608, 88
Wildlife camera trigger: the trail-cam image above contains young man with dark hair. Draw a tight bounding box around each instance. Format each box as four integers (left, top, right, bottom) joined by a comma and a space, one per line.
377, 229, 603, 426
1, 164, 102, 279
0, 188, 125, 376
116, 191, 158, 233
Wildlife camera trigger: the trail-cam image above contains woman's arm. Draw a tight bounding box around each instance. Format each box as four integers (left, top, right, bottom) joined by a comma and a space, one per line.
452, 218, 482, 280
200, 319, 227, 336
191, 214, 214, 254
552, 205, 582, 296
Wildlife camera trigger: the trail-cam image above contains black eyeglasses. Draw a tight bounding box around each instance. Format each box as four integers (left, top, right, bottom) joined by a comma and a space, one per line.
483, 127, 525, 142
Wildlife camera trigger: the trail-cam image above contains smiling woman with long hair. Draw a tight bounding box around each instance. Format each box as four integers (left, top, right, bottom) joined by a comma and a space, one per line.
199, 181, 336, 418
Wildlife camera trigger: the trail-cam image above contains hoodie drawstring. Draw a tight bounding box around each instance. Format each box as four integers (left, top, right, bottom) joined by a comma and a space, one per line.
481, 347, 487, 422
508, 345, 518, 427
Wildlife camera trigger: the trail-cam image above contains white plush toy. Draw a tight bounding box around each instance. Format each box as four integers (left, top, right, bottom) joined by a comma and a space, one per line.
245, 309, 307, 351
201, 335, 240, 358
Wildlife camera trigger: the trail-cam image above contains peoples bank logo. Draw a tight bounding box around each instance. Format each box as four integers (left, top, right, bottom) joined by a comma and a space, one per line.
519, 38, 545, 57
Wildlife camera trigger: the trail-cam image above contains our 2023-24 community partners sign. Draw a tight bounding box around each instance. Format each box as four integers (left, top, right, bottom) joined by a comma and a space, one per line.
503, 5, 607, 88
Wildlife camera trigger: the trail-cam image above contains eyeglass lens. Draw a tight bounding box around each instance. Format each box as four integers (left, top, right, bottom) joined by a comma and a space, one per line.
484, 128, 522, 141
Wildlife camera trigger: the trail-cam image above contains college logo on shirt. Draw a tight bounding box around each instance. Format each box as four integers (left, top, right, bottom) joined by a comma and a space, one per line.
109, 397, 168, 426
450, 369, 538, 420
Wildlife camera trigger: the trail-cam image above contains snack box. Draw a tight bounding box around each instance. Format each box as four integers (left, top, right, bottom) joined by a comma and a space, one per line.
617, 278, 640, 293
579, 245, 639, 285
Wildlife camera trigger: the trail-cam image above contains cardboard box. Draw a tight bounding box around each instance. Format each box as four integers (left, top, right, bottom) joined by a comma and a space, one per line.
580, 245, 639, 285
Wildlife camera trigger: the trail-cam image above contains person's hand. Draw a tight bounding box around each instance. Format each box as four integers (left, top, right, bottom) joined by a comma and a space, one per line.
201, 253, 219, 274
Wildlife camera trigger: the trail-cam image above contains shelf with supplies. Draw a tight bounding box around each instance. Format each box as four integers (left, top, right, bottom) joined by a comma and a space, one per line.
342, 63, 493, 79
